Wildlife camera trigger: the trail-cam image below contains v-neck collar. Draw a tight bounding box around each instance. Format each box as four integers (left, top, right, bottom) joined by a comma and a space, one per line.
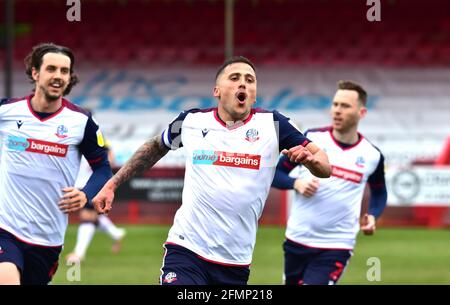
27, 94, 66, 122
329, 128, 363, 151
213, 108, 255, 130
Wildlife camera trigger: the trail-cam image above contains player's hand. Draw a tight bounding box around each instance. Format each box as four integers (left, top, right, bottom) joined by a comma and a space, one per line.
360, 213, 376, 235
59, 187, 88, 214
281, 145, 314, 165
92, 181, 115, 215
294, 178, 320, 197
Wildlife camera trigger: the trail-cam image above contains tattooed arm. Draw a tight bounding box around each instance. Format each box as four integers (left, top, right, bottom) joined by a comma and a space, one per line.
112, 135, 169, 187
92, 135, 169, 214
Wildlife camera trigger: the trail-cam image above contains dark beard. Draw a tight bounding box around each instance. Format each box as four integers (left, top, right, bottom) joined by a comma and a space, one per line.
42, 86, 62, 101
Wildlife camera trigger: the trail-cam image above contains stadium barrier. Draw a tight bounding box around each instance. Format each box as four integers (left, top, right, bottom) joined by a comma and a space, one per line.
70, 166, 450, 228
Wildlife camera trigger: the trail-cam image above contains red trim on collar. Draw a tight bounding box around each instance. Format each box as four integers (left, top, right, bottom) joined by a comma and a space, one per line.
213, 108, 255, 130
27, 94, 66, 122
328, 129, 364, 151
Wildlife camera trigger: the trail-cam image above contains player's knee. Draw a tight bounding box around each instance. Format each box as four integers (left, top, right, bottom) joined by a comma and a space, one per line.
0, 262, 21, 285
79, 209, 98, 222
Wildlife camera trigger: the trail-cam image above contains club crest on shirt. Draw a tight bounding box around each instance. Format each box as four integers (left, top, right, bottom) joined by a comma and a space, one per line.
355, 156, 365, 168
55, 125, 68, 139
163, 272, 178, 284
245, 128, 259, 142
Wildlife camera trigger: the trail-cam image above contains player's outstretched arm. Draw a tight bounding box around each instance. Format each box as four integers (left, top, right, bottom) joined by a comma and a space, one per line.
92, 135, 169, 214
282, 142, 331, 178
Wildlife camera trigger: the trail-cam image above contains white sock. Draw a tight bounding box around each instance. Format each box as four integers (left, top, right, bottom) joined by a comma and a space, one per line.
73, 222, 96, 258
98, 215, 125, 240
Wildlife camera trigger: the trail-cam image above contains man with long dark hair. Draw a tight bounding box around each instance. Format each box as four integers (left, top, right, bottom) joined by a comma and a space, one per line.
0, 43, 112, 284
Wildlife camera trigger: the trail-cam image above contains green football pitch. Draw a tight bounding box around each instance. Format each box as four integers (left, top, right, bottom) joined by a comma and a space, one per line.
52, 225, 450, 285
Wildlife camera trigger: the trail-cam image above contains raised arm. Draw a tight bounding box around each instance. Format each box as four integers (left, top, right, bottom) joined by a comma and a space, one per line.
304, 142, 331, 178
92, 135, 169, 214
282, 142, 331, 178
274, 111, 331, 179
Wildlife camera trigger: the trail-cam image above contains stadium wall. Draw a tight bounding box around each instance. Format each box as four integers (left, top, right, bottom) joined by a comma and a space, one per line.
3, 67, 449, 227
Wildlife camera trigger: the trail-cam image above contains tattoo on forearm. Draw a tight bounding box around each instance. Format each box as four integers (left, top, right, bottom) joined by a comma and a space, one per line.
112, 135, 169, 187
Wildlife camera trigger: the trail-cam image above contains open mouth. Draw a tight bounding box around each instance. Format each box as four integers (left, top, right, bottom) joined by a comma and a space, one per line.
236, 92, 247, 104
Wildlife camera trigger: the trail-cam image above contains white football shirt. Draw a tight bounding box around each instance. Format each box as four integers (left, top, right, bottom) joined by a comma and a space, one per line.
285, 127, 383, 249
0, 95, 106, 246
161, 108, 310, 265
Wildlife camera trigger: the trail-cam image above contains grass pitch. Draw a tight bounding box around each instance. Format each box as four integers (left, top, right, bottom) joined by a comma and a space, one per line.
52, 225, 450, 284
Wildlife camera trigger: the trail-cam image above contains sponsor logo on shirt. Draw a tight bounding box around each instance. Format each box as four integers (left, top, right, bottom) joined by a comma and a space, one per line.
16, 120, 24, 129
201, 128, 209, 138
331, 165, 363, 183
7, 135, 68, 157
192, 150, 261, 170
7, 136, 29, 151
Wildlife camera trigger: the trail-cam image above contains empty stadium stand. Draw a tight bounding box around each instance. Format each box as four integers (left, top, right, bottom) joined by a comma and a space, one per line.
2, 0, 449, 67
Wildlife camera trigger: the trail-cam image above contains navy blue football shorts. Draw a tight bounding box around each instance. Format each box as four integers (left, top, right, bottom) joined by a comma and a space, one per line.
0, 227, 62, 285
283, 238, 352, 285
160, 243, 250, 285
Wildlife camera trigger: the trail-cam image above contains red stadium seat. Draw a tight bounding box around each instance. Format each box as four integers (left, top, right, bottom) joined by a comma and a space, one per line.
8, 0, 450, 67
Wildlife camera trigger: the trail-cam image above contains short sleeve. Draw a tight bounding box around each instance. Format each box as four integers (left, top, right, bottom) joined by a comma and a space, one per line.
273, 110, 311, 152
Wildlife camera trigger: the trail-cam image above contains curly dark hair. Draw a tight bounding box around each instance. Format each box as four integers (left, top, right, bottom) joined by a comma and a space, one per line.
24, 43, 79, 96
